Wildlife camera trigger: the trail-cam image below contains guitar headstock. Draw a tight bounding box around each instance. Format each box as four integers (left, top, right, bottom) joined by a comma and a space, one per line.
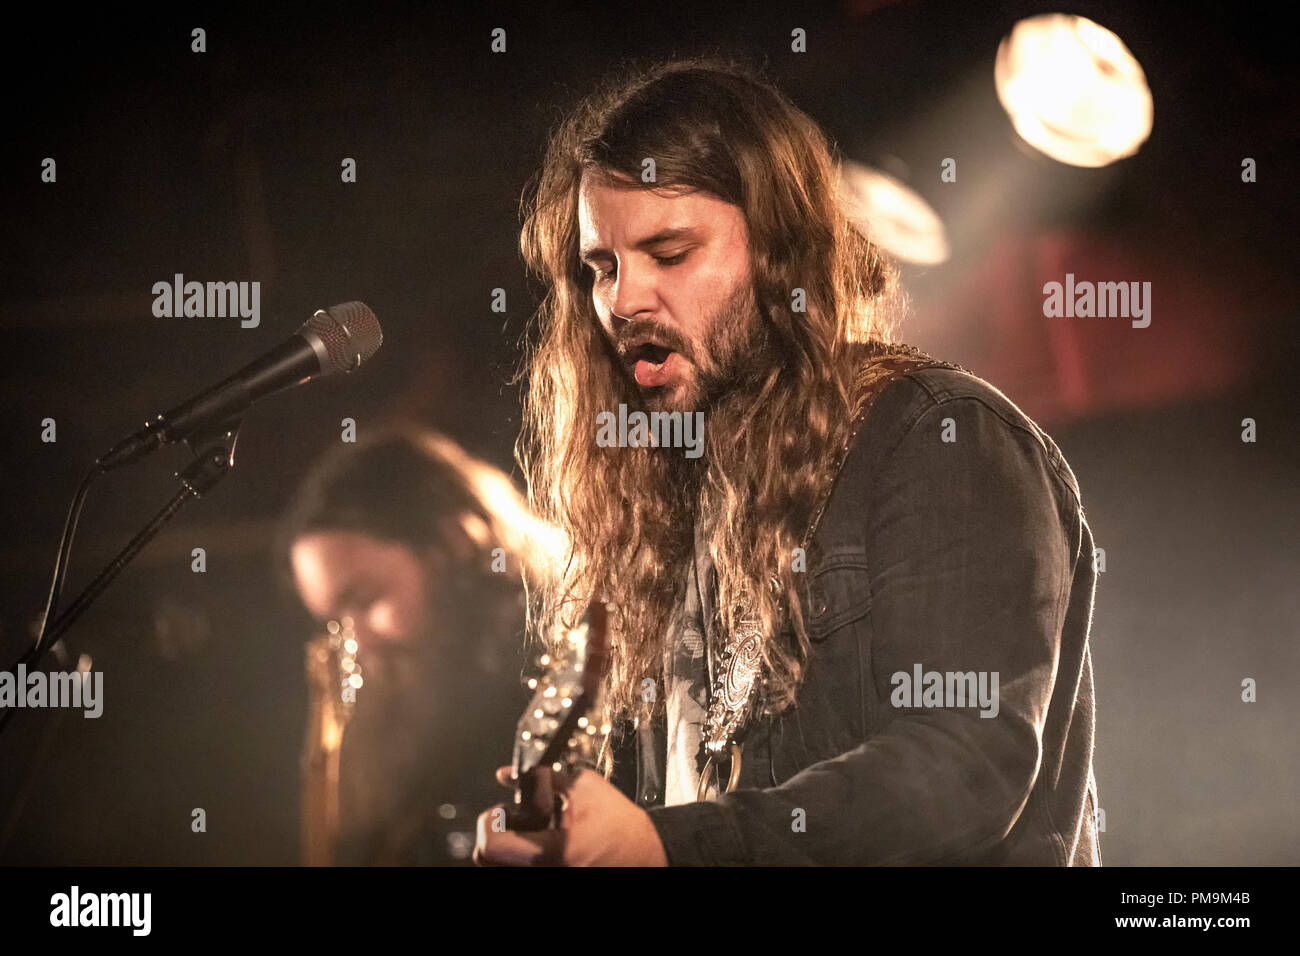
306, 617, 363, 738
509, 602, 609, 830
301, 617, 362, 865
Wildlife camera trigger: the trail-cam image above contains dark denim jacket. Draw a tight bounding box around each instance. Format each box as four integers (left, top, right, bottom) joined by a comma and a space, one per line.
639, 363, 1102, 865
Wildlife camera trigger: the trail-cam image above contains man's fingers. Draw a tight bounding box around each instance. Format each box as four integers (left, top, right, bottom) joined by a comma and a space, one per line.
494, 765, 515, 788
474, 805, 565, 866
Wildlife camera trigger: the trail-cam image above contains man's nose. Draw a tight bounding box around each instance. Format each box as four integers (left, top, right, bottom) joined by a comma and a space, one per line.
610, 263, 657, 325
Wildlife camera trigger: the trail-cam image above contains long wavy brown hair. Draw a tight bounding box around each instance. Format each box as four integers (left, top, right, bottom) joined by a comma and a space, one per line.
516, 57, 904, 744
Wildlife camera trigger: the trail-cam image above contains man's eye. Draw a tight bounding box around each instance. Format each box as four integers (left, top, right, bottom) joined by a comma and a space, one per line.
655, 252, 688, 266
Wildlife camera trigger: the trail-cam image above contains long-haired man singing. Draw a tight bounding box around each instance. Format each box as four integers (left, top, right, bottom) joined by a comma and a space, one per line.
475, 58, 1101, 866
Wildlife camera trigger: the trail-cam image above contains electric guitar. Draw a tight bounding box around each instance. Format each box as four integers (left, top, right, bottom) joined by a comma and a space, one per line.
301, 617, 362, 866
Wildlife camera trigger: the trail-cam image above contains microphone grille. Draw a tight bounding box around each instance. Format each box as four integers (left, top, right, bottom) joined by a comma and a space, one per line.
305, 301, 384, 374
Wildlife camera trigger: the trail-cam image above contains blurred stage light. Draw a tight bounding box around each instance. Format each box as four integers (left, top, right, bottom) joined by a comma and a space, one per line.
838, 160, 950, 265
994, 14, 1153, 167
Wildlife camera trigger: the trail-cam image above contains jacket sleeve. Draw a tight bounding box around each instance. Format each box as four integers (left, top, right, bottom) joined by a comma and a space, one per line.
645, 392, 1079, 864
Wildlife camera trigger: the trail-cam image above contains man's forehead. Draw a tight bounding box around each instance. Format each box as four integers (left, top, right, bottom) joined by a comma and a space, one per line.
577, 174, 733, 251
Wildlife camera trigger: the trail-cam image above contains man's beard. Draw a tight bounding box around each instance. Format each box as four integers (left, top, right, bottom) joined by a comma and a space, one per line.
618, 280, 777, 414
690, 281, 778, 413
609, 280, 785, 542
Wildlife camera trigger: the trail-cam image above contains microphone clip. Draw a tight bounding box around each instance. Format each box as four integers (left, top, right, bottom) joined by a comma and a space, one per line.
176, 417, 244, 498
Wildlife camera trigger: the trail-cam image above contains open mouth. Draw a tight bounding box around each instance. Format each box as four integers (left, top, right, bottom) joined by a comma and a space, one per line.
622, 338, 681, 387
624, 340, 675, 368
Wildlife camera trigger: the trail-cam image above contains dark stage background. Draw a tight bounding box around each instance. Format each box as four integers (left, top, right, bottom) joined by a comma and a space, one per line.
1, 1, 1296, 864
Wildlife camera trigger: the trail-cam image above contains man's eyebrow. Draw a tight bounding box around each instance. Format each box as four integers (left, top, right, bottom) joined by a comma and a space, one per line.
579, 226, 703, 261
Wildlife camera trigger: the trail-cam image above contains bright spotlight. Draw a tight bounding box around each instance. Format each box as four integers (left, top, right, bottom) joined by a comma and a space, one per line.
995, 14, 1153, 167
838, 160, 950, 265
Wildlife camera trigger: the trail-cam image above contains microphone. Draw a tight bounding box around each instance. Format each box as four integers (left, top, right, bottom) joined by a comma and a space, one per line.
97, 301, 383, 471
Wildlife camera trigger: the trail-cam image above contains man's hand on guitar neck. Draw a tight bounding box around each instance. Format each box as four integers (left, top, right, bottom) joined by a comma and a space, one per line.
473, 766, 668, 866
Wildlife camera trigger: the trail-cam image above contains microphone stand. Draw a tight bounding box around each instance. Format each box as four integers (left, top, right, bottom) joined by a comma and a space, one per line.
0, 417, 244, 736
